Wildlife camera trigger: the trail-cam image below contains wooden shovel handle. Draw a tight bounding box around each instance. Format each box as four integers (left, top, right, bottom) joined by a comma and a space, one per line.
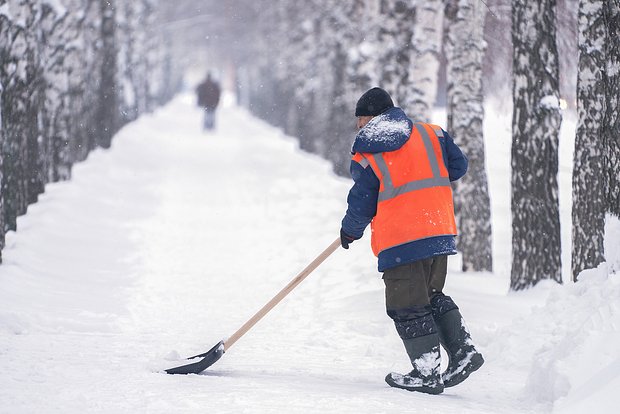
224, 237, 341, 351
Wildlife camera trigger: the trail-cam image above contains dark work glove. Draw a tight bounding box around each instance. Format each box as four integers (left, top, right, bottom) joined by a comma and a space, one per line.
340, 228, 358, 249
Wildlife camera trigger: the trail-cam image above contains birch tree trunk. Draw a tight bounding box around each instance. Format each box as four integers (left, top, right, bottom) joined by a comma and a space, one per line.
1, 1, 35, 232
572, 0, 620, 280
606, 2, 620, 218
376, 0, 442, 122
1, 2, 18, 255
322, 1, 367, 175
376, 0, 416, 112
445, 0, 492, 272
0, 12, 6, 260
510, 0, 562, 290
95, 0, 117, 149
406, 0, 443, 122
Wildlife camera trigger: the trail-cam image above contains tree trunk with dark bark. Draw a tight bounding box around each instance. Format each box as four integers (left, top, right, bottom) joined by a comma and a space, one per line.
572, 0, 620, 280
510, 0, 562, 290
445, 0, 492, 272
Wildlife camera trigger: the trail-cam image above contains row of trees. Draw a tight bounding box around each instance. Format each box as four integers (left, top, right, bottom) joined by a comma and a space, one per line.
0, 0, 182, 262
228, 0, 493, 273
216, 0, 523, 284
510, 0, 619, 288
1, 0, 616, 288
195, 0, 618, 289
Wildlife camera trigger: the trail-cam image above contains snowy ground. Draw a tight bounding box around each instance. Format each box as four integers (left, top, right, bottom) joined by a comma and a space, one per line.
1, 93, 618, 413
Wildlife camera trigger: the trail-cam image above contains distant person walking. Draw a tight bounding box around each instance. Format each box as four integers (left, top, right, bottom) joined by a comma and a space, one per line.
196, 73, 221, 130
340, 87, 483, 394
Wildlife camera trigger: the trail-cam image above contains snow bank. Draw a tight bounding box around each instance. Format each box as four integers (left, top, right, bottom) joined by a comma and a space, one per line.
523, 215, 620, 412
604, 213, 620, 274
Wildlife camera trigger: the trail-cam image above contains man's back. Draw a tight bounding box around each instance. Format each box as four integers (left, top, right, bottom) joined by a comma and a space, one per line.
197, 77, 221, 109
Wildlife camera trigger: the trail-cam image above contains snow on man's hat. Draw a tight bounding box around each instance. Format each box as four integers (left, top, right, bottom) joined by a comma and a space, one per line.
355, 87, 394, 116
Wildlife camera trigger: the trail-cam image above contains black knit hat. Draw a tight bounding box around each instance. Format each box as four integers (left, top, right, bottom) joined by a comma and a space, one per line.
355, 87, 394, 116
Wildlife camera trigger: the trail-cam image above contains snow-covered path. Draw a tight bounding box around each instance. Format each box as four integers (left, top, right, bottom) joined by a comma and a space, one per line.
1, 94, 617, 413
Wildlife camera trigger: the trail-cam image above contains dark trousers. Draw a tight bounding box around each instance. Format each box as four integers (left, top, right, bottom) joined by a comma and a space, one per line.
383, 255, 448, 339
383, 255, 447, 310
203, 108, 216, 130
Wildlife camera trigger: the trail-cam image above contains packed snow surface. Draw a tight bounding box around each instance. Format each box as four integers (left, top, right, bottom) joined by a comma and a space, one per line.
0, 93, 618, 413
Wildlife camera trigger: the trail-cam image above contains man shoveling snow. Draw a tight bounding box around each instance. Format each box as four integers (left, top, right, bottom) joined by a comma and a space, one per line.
340, 87, 484, 394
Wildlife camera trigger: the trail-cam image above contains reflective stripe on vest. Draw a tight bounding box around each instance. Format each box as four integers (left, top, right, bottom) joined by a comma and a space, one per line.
372, 124, 451, 201
352, 123, 457, 256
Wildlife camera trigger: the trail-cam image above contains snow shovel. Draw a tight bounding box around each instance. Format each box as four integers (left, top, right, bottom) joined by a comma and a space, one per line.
165, 237, 341, 375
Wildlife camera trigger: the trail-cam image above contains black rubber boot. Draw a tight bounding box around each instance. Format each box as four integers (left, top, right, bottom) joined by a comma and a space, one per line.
385, 333, 444, 395
435, 308, 484, 388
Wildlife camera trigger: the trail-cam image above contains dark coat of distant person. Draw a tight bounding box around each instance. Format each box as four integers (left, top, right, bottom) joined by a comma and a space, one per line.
196, 75, 221, 110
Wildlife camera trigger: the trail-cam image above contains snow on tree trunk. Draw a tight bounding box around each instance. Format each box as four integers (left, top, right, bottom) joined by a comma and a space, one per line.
510, 0, 562, 290
406, 0, 443, 123
445, 0, 492, 272
572, 0, 620, 281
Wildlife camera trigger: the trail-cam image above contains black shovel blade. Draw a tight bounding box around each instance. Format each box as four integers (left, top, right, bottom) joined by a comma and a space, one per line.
165, 340, 225, 375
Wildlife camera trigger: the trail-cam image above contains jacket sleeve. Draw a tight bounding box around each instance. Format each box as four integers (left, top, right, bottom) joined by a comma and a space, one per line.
440, 129, 468, 182
341, 158, 379, 239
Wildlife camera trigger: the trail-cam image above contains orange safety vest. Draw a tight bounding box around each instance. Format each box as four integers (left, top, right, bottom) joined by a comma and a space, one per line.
352, 123, 458, 256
